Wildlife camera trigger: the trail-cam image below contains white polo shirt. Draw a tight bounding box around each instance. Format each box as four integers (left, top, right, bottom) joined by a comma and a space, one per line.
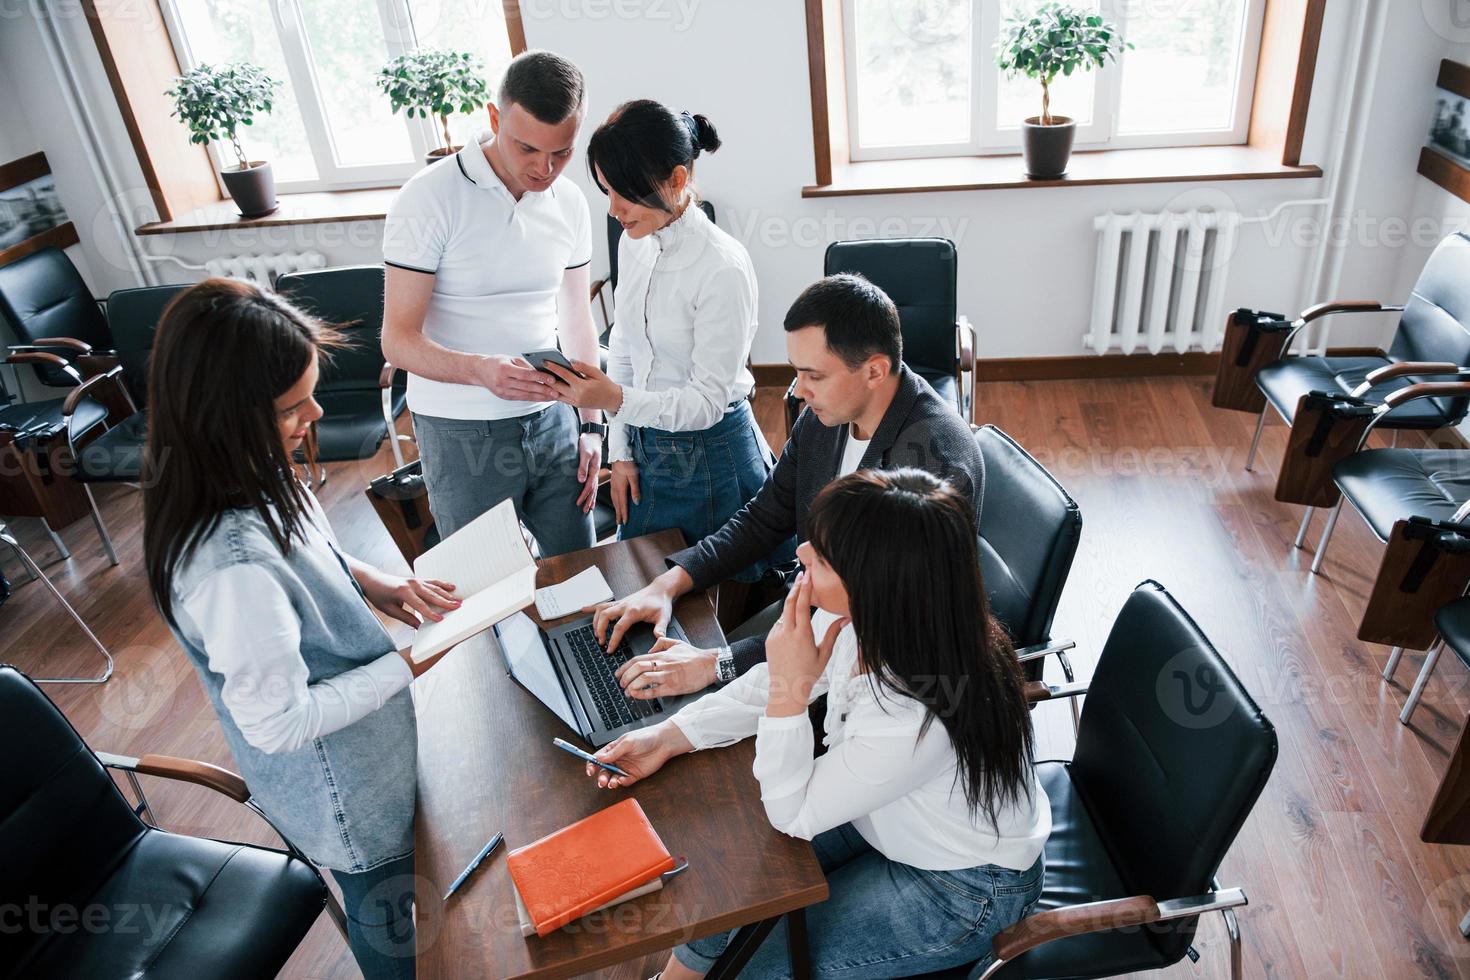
382, 135, 592, 420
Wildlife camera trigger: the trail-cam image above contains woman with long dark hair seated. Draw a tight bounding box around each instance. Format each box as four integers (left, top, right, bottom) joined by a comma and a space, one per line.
585, 468, 1049, 978
143, 279, 462, 980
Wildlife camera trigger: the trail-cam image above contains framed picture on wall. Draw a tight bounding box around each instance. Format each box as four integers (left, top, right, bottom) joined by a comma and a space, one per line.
0, 152, 78, 267
1421, 60, 1470, 203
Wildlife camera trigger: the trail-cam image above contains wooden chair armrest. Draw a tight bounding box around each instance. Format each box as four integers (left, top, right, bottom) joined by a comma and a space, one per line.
379, 361, 401, 389
1362, 361, 1465, 386
590, 278, 610, 301
1025, 680, 1088, 704
1299, 300, 1398, 322
98, 751, 251, 804
1382, 381, 1470, 410
30, 336, 95, 354
992, 896, 1161, 961
6, 350, 72, 369
956, 315, 975, 371
61, 366, 135, 418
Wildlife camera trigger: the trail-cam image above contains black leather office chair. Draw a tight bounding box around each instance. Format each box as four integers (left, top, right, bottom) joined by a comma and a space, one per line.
1241, 232, 1470, 475
0, 664, 332, 978
975, 425, 1083, 697
0, 246, 112, 389
815, 238, 975, 419
590, 200, 717, 341
275, 267, 411, 470
926, 582, 1276, 980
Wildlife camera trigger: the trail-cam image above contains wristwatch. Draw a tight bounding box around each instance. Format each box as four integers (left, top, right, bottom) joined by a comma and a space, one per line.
714, 645, 737, 685
579, 421, 608, 438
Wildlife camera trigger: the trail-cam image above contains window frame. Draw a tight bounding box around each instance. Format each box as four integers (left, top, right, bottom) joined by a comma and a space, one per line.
156, 0, 511, 194
842, 0, 1268, 164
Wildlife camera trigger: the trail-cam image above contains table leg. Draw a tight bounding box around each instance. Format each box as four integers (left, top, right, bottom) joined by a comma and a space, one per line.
786, 908, 811, 979
704, 916, 779, 980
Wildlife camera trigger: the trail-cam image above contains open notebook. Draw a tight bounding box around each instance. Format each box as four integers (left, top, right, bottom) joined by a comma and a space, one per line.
409, 499, 537, 663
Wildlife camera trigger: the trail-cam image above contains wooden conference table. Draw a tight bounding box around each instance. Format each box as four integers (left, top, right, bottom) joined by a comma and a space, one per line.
413, 529, 829, 979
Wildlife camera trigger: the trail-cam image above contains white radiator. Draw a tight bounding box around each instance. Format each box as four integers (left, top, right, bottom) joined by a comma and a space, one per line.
1086, 210, 1240, 355
205, 251, 327, 287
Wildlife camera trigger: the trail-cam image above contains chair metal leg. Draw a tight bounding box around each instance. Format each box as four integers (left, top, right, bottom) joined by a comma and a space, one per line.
1401, 639, 1445, 724
1223, 905, 1242, 980
3, 534, 38, 581
324, 888, 349, 942
41, 518, 70, 561
1383, 646, 1405, 681
1245, 409, 1267, 471
383, 387, 407, 470
1058, 650, 1081, 736
82, 484, 120, 566
1310, 500, 1343, 574
1459, 906, 1470, 938
1293, 507, 1314, 549
1, 529, 113, 684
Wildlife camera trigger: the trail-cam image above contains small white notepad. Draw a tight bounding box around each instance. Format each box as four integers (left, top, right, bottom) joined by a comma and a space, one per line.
534, 566, 614, 620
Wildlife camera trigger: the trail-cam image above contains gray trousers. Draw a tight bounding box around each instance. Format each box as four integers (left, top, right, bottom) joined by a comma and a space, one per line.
412, 403, 593, 558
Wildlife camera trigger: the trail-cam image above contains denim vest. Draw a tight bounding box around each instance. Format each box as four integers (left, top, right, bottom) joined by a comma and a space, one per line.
167, 496, 416, 872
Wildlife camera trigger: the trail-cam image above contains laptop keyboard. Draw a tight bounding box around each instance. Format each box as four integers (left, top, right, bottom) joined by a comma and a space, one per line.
564, 624, 664, 729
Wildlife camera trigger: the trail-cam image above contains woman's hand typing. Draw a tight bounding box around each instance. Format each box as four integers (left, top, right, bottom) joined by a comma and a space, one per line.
765, 572, 847, 718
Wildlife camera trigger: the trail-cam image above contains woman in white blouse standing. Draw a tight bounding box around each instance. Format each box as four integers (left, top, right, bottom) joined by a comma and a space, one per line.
545, 100, 790, 582
584, 469, 1050, 979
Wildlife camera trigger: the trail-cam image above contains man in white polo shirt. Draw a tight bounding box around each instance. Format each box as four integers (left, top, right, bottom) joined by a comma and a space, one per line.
382, 50, 603, 556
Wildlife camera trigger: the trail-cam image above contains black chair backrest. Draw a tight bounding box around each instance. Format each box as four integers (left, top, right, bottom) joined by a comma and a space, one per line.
275, 267, 387, 389
1071, 583, 1277, 964
105, 284, 188, 407
0, 247, 111, 387
605, 199, 717, 289
0, 665, 146, 970
1388, 231, 1470, 420
823, 238, 957, 380
974, 425, 1081, 649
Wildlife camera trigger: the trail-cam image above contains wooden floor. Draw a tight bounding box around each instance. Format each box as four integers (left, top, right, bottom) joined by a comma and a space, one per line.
6, 377, 1470, 978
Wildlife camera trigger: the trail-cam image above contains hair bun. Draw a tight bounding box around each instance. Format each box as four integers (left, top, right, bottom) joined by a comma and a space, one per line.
691, 113, 721, 155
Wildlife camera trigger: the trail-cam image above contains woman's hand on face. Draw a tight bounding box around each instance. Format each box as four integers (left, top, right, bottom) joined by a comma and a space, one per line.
542, 359, 624, 414
609, 460, 640, 524
584, 721, 693, 790
359, 568, 460, 628
765, 572, 847, 717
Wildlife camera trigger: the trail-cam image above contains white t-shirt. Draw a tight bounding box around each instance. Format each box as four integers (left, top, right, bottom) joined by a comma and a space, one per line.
382, 135, 592, 421
838, 425, 872, 476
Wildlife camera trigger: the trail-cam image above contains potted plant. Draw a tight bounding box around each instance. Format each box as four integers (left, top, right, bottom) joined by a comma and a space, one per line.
167, 62, 280, 217
377, 50, 491, 167
995, 3, 1127, 179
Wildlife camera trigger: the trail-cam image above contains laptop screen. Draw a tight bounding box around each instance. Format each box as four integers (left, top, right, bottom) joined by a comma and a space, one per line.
495, 612, 579, 732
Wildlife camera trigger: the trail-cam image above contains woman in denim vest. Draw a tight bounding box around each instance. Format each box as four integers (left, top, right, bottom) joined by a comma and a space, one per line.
542, 101, 793, 586
143, 279, 461, 980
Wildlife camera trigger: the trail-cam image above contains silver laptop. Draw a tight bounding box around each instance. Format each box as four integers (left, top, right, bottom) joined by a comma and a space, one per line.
494, 611, 699, 747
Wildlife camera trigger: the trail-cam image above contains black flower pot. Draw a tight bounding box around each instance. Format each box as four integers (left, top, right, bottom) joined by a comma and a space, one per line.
219, 161, 277, 218
425, 146, 462, 167
1021, 116, 1076, 179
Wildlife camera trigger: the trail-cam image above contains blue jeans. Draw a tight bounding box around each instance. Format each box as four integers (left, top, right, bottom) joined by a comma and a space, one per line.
674, 824, 1044, 979
619, 401, 793, 582
412, 403, 593, 557
331, 852, 416, 980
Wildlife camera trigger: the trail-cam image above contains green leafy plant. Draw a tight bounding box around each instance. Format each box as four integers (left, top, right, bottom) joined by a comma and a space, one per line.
166, 63, 279, 171
995, 3, 1128, 126
377, 50, 491, 155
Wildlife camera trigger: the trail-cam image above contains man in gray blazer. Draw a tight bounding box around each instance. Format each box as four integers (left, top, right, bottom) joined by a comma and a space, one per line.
593, 273, 984, 697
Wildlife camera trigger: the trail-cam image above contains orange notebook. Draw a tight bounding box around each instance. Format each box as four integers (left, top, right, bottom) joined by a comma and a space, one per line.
506, 798, 677, 938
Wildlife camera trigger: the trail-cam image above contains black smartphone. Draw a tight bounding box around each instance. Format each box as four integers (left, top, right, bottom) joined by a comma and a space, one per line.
523, 348, 584, 378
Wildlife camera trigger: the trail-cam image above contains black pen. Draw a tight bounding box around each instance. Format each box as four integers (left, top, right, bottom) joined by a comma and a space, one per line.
442, 831, 504, 901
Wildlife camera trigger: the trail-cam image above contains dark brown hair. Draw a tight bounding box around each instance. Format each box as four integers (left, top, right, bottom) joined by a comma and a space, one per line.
143, 277, 342, 626
806, 468, 1034, 828
498, 49, 586, 123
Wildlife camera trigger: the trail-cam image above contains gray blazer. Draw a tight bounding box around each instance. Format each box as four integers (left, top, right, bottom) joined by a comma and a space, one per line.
669, 364, 984, 673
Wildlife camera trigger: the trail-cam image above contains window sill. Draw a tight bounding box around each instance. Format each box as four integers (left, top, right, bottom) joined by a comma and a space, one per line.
801, 144, 1322, 198
134, 185, 402, 236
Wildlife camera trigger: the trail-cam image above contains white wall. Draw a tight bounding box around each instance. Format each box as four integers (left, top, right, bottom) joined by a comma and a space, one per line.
3, 0, 1464, 366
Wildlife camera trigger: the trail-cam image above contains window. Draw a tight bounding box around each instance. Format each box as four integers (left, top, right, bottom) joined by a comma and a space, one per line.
843, 0, 1266, 162
159, 0, 519, 192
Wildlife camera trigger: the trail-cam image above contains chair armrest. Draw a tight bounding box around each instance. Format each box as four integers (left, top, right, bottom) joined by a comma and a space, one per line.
1024, 679, 1088, 703
590, 278, 609, 301
1016, 639, 1076, 663
988, 888, 1247, 964
97, 751, 251, 804
1381, 381, 1470, 411
1361, 361, 1466, 388
1298, 300, 1402, 323
956, 315, 975, 372
6, 350, 85, 385
379, 361, 401, 389
61, 366, 136, 419
31, 336, 96, 354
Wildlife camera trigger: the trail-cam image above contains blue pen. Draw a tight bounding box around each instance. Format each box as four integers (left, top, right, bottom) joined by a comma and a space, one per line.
553, 737, 630, 778
442, 831, 504, 901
